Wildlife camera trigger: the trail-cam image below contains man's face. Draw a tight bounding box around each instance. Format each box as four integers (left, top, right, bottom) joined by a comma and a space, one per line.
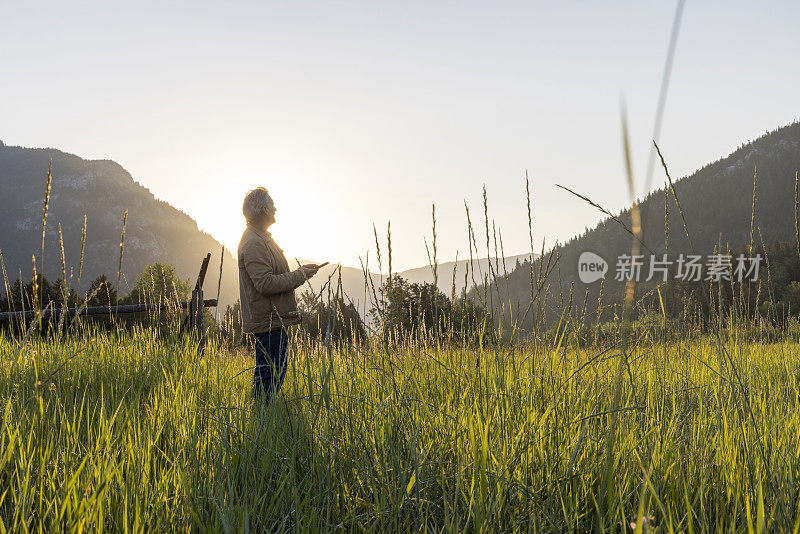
264, 201, 277, 226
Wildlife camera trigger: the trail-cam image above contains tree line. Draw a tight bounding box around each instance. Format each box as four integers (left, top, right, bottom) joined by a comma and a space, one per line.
1, 262, 493, 347
9, 239, 800, 346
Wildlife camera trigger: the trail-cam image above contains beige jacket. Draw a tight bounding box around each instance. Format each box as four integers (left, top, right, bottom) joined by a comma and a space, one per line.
238, 225, 307, 333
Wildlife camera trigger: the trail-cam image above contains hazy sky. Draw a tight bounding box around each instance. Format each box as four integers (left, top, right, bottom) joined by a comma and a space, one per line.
2, 1, 799, 271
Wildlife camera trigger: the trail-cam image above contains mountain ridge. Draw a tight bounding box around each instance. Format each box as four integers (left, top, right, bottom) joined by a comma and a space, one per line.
483, 120, 800, 328
0, 142, 240, 308
0, 141, 532, 315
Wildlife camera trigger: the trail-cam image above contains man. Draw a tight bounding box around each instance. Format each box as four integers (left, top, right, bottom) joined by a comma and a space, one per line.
238, 187, 321, 402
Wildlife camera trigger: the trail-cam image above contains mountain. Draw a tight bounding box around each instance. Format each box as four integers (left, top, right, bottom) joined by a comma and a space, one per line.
0, 140, 533, 318
486, 120, 800, 328
10, 117, 796, 333
396, 254, 535, 293
0, 142, 239, 308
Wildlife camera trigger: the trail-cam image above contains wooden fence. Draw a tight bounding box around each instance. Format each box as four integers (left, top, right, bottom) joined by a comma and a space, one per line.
0, 253, 218, 353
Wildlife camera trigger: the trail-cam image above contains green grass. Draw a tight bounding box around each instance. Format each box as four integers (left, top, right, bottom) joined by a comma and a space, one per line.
2, 327, 800, 532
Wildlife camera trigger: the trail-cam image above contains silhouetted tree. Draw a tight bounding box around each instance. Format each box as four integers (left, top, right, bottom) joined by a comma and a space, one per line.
86, 275, 117, 307
119, 263, 189, 333
298, 290, 366, 344
0, 274, 78, 313
122, 263, 190, 305
0, 274, 79, 335
371, 274, 490, 343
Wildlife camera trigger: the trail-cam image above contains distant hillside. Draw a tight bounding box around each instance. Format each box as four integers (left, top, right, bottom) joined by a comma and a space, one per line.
0, 142, 239, 308
299, 253, 537, 318
0, 141, 534, 318
397, 254, 535, 293
487, 120, 800, 328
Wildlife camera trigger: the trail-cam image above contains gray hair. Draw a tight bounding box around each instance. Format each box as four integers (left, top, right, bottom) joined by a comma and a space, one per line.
242, 187, 274, 223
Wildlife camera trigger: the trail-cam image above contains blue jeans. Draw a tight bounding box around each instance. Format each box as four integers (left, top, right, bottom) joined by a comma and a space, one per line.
252, 328, 289, 402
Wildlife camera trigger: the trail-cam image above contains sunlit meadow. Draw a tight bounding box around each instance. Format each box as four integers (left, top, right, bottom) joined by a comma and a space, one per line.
3, 320, 800, 532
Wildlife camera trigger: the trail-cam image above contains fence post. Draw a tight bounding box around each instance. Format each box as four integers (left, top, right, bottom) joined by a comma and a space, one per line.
191, 286, 205, 352
188, 253, 211, 356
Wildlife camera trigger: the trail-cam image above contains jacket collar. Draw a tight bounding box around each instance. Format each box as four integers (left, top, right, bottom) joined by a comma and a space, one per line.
247, 224, 272, 242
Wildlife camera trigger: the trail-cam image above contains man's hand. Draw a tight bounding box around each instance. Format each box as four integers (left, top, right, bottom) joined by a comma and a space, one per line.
297, 264, 320, 279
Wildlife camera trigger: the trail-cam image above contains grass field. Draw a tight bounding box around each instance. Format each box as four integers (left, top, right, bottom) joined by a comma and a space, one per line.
2, 325, 800, 532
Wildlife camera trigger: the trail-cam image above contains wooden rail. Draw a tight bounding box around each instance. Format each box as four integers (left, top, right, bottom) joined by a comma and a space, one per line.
0, 253, 219, 355
0, 299, 218, 322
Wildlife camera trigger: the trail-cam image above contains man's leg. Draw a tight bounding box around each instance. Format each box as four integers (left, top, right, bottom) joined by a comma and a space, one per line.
252, 331, 272, 399
252, 328, 289, 402
272, 328, 289, 394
